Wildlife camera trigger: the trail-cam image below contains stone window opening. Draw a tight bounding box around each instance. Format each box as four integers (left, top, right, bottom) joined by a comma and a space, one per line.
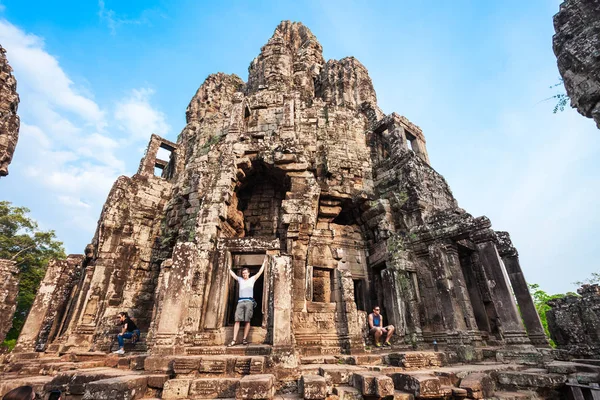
332, 208, 355, 226
370, 263, 389, 319
154, 146, 174, 179
370, 126, 391, 164
312, 267, 334, 303
405, 132, 416, 153
154, 165, 165, 177
225, 254, 266, 327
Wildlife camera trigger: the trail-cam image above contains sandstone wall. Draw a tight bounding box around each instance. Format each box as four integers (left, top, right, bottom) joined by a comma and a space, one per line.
553, 0, 600, 128
14, 255, 84, 352
0, 45, 20, 177
0, 259, 19, 345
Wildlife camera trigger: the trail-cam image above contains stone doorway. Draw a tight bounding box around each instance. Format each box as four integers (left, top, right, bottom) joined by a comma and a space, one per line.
225, 253, 266, 328
370, 263, 389, 323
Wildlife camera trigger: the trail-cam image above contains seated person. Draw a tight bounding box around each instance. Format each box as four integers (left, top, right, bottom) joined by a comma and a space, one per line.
113, 311, 140, 355
368, 305, 395, 347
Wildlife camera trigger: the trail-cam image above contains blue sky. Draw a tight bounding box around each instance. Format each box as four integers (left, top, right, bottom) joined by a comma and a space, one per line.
1, 0, 598, 295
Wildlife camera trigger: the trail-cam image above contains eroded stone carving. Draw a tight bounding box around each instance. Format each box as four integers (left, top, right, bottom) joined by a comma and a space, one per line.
0, 45, 20, 177
0, 259, 19, 346
553, 0, 600, 128
547, 284, 600, 358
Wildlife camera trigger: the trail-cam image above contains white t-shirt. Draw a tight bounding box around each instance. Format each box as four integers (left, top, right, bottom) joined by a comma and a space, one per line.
237, 276, 256, 300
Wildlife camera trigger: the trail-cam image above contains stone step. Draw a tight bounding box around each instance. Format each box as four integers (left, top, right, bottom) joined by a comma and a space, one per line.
0, 375, 54, 398
145, 355, 265, 376
495, 370, 567, 390
7, 352, 41, 361
571, 371, 600, 385
458, 372, 495, 399
181, 344, 272, 356
547, 361, 600, 374
490, 391, 535, 400
70, 351, 110, 362
388, 372, 442, 398
299, 375, 327, 400
300, 355, 338, 365
572, 359, 600, 367
83, 375, 149, 400
318, 364, 366, 385
237, 374, 276, 400
351, 371, 395, 398
45, 367, 142, 396
163, 377, 243, 399
387, 351, 445, 369
333, 385, 362, 400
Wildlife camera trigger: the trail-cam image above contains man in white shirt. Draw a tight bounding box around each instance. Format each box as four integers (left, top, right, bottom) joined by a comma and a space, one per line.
228, 257, 266, 346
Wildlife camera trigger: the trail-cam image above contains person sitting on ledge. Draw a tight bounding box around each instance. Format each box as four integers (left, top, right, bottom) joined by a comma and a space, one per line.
368, 305, 395, 347
227, 257, 266, 346
113, 311, 140, 355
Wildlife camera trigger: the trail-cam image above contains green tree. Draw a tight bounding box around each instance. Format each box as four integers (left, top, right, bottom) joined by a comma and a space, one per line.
0, 201, 66, 349
528, 283, 568, 347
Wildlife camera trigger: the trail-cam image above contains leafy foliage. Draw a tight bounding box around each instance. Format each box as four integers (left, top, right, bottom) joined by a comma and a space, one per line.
549, 79, 570, 113
573, 272, 600, 286
0, 201, 66, 348
528, 283, 564, 347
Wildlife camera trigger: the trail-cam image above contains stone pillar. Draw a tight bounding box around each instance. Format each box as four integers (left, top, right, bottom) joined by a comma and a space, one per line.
138, 134, 163, 177
154, 242, 199, 350
496, 232, 549, 347
0, 259, 19, 345
474, 233, 529, 344
444, 244, 479, 333
14, 255, 84, 352
272, 255, 293, 347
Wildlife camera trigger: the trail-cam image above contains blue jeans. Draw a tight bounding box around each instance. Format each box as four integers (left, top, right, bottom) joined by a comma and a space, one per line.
117, 329, 140, 348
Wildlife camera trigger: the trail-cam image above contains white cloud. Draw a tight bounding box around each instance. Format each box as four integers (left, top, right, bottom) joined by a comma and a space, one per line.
0, 19, 169, 252
0, 20, 105, 125
115, 88, 170, 140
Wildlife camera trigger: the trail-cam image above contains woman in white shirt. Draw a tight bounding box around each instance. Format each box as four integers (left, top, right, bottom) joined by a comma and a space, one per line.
227, 257, 266, 346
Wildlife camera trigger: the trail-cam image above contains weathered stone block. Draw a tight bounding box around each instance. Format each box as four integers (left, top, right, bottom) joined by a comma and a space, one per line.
319, 365, 363, 384
162, 378, 191, 399
299, 375, 328, 399
351, 372, 394, 397
495, 371, 566, 389
388, 373, 441, 398
82, 375, 148, 400
333, 385, 362, 400
392, 390, 414, 400
147, 374, 170, 389
189, 378, 240, 398
144, 356, 173, 373
459, 373, 494, 399
236, 374, 275, 400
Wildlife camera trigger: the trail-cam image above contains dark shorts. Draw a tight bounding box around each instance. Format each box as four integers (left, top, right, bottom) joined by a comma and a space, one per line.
370, 325, 394, 335
235, 300, 254, 322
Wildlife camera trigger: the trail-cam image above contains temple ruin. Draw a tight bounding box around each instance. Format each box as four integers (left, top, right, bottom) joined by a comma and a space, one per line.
0, 44, 20, 177
2, 20, 598, 400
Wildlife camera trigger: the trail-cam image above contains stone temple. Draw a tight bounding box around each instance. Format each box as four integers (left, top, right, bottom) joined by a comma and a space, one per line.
5, 21, 597, 400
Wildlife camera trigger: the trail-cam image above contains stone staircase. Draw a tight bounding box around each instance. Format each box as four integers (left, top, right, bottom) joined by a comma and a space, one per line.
1, 347, 599, 399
